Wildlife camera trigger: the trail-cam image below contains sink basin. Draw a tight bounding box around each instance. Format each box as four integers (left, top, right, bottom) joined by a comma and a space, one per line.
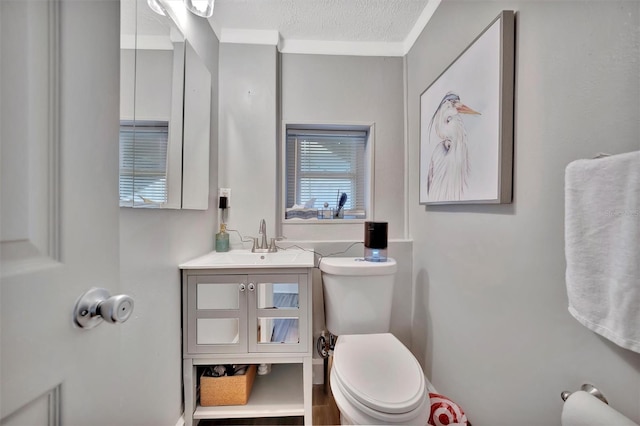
179, 249, 315, 269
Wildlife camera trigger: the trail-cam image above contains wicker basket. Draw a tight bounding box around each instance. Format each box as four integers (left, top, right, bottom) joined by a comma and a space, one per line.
200, 365, 257, 406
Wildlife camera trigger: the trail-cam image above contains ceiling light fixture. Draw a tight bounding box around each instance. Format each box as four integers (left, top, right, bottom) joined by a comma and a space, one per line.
146, 0, 166, 16
183, 0, 214, 18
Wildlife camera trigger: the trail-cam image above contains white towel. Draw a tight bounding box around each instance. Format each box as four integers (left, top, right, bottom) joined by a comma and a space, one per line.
565, 150, 640, 353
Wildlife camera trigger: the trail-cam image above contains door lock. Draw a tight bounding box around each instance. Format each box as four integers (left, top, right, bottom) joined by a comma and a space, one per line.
74, 288, 135, 329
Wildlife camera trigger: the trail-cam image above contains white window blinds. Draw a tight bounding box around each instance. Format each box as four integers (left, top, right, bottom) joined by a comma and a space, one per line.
286, 128, 367, 218
119, 120, 169, 206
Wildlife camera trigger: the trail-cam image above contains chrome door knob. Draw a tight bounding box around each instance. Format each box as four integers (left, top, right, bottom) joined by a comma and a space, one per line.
74, 288, 135, 329
98, 294, 134, 324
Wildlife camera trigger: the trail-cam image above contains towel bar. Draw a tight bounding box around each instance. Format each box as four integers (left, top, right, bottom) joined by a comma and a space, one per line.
561, 384, 608, 405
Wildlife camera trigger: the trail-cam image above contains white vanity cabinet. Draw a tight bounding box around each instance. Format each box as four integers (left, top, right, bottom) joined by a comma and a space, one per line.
180, 251, 314, 426
185, 273, 309, 355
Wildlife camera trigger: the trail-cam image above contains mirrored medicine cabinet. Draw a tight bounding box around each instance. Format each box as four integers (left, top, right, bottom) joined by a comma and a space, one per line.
120, 0, 211, 209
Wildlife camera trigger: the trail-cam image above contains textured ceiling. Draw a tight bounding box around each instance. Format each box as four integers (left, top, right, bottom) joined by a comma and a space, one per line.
125, 0, 439, 55
208, 0, 431, 43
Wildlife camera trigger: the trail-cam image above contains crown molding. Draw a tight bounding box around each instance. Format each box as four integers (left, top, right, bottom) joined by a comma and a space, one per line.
278, 39, 405, 57
403, 0, 441, 54
216, 0, 441, 57
219, 28, 280, 46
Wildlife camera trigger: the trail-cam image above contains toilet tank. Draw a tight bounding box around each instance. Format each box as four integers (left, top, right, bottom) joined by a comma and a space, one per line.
319, 257, 397, 336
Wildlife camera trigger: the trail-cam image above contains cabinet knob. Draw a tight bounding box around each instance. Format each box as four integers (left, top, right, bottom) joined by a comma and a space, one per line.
239, 283, 246, 292
248, 283, 255, 292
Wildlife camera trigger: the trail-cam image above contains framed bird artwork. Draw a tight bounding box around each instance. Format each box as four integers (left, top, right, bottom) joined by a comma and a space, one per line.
419, 10, 515, 205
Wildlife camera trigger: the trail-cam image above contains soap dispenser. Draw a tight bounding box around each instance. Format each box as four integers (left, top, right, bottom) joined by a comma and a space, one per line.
215, 223, 229, 252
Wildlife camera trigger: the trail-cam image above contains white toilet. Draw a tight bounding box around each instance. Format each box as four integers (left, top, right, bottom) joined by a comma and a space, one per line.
320, 257, 430, 425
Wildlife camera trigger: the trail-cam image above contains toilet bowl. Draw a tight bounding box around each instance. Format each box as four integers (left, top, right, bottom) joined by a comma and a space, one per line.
330, 333, 430, 425
319, 257, 430, 425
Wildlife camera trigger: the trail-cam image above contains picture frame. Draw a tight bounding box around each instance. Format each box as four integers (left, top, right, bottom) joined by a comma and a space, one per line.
419, 10, 515, 205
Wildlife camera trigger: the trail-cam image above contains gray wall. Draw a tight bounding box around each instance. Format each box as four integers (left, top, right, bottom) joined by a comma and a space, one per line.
218, 43, 278, 243
280, 54, 406, 241
278, 53, 411, 381
217, 49, 412, 381
217, 51, 406, 242
118, 13, 220, 424
407, 1, 640, 425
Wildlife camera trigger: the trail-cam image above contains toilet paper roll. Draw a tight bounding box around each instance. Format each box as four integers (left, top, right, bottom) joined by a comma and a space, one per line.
561, 391, 639, 426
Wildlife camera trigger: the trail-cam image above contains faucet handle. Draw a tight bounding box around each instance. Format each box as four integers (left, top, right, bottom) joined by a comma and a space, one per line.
268, 238, 277, 252
251, 237, 258, 252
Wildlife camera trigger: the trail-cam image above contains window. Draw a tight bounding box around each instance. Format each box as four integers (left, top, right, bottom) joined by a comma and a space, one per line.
119, 120, 169, 207
285, 126, 369, 220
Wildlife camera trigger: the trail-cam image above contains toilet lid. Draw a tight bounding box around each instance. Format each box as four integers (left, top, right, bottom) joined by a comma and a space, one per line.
319, 257, 397, 276
332, 333, 426, 415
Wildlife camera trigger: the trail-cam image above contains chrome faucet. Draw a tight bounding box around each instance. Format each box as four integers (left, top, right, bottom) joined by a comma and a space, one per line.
259, 219, 268, 250
252, 219, 277, 252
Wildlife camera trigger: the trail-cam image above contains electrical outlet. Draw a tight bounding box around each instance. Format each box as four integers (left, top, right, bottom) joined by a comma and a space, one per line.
218, 188, 231, 208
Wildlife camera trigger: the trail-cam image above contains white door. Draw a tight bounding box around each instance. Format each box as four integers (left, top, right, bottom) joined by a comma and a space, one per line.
1, 0, 127, 424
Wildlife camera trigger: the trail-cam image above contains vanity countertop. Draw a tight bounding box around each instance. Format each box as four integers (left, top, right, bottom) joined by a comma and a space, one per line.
179, 249, 315, 269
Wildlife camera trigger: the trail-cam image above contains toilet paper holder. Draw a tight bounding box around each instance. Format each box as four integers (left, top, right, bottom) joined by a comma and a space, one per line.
561, 384, 609, 405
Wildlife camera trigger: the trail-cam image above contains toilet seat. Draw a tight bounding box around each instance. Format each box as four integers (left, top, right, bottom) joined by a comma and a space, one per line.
331, 333, 429, 424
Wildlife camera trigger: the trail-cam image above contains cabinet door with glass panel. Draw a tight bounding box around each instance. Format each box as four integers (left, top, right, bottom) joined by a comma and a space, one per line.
185, 274, 248, 354
185, 273, 308, 355
248, 274, 308, 353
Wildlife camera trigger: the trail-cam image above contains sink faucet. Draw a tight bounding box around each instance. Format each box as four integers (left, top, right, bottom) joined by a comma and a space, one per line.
259, 219, 268, 250
252, 219, 277, 252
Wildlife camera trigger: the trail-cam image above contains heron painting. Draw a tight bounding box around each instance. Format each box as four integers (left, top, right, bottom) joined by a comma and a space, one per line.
419, 10, 515, 205
427, 92, 480, 201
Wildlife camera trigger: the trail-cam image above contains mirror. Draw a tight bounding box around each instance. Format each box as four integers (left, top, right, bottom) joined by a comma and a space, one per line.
256, 282, 300, 344
257, 283, 299, 309
198, 319, 240, 344
119, 0, 210, 209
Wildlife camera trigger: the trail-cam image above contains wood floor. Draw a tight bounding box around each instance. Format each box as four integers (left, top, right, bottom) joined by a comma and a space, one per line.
311, 383, 341, 425
200, 384, 340, 426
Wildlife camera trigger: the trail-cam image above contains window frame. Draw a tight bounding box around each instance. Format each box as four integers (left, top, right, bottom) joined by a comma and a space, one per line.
280, 122, 374, 226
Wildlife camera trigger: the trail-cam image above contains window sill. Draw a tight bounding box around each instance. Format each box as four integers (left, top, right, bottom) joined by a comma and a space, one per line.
119, 201, 163, 209
282, 218, 366, 225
